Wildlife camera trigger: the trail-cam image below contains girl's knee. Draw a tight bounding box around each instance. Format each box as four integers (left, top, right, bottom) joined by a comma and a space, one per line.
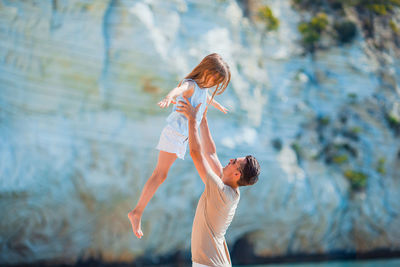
152, 171, 168, 183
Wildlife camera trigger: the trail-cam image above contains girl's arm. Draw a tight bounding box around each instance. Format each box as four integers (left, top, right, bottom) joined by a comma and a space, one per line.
158, 81, 194, 108
207, 94, 228, 114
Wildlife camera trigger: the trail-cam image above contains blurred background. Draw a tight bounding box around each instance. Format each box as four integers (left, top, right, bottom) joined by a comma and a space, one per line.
1, 0, 400, 266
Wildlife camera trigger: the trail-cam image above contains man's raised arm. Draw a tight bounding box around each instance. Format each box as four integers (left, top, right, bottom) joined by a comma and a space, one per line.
176, 97, 212, 184
199, 113, 223, 177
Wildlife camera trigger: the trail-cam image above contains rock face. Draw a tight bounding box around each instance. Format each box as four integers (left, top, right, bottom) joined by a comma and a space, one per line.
1, 0, 400, 264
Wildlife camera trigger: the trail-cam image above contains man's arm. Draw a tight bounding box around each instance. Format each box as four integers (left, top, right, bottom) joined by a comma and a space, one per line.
199, 114, 223, 177
176, 98, 212, 184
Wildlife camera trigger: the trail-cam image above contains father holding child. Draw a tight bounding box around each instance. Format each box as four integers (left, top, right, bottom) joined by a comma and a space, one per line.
176, 97, 260, 267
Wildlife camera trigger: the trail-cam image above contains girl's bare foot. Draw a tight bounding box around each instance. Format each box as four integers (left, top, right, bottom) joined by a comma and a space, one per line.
127, 210, 143, 239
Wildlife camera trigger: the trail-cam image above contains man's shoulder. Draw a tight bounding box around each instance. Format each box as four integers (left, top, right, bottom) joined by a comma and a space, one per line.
205, 168, 221, 180
205, 168, 224, 189
205, 170, 240, 203
223, 185, 240, 203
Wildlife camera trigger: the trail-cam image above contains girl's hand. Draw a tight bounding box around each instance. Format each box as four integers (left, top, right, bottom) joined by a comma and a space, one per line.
207, 95, 228, 114
157, 96, 176, 108
216, 104, 228, 114
211, 101, 228, 114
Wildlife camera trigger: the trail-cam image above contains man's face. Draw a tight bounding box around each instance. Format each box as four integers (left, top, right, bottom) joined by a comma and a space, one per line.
222, 157, 246, 186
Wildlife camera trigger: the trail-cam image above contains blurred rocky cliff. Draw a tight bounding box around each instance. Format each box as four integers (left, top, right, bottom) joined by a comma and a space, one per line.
1, 0, 400, 265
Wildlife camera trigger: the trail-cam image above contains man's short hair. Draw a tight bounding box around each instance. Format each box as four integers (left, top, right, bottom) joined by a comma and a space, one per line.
237, 155, 260, 186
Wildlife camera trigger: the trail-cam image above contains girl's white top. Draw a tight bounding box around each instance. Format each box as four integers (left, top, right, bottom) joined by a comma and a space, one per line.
166, 79, 208, 137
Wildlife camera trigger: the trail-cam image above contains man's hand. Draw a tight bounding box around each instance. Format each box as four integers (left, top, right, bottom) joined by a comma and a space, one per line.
176, 97, 201, 120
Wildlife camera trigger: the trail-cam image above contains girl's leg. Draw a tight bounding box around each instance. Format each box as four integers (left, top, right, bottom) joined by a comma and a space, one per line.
128, 150, 177, 238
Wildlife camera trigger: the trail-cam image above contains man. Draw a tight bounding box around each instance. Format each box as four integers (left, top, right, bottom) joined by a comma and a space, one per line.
176, 97, 261, 267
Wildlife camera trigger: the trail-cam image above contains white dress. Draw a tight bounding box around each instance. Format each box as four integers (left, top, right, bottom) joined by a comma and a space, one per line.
156, 79, 208, 159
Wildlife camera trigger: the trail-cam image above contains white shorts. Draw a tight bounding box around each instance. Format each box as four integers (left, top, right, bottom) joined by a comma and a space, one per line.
156, 125, 188, 160
192, 262, 212, 267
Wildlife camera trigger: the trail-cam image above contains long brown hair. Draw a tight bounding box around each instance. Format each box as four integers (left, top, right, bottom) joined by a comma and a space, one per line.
179, 53, 231, 105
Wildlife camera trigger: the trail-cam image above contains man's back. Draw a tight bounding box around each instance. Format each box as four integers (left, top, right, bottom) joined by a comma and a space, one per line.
191, 170, 240, 267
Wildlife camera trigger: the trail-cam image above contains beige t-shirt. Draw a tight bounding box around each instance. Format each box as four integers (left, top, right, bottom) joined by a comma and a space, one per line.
191, 169, 240, 267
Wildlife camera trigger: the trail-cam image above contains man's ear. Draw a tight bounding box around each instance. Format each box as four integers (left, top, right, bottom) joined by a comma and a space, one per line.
234, 171, 241, 179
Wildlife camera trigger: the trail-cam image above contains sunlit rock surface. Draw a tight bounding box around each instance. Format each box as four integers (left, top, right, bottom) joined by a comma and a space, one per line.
1, 0, 400, 264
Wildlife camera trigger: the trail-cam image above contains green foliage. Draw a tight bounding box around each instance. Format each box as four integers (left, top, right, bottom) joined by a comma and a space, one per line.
368, 4, 389, 15
311, 13, 329, 31
271, 138, 283, 151
292, 0, 325, 9
347, 93, 357, 99
346, 0, 400, 15
334, 20, 357, 43
293, 0, 400, 49
332, 154, 349, 164
344, 170, 368, 191
377, 157, 386, 174
350, 127, 362, 134
318, 115, 331, 126
386, 113, 400, 127
328, 0, 346, 10
291, 142, 303, 160
324, 142, 357, 165
258, 6, 280, 31
298, 13, 329, 51
390, 20, 400, 34
342, 126, 361, 141
342, 1, 400, 38
298, 22, 321, 44
292, 0, 308, 5
385, 112, 400, 135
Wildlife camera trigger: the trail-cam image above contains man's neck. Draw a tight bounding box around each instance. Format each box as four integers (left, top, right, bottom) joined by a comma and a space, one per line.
222, 177, 238, 190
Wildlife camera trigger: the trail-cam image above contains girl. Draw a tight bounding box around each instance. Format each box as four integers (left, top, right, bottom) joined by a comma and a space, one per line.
128, 53, 231, 239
